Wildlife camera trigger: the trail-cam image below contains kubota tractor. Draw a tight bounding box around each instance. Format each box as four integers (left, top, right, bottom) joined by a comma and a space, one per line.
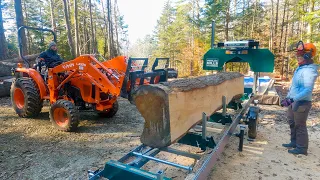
11, 26, 169, 132
11, 26, 128, 131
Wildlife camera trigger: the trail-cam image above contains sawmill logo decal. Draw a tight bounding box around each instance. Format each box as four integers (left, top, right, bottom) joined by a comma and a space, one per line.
206, 58, 219, 67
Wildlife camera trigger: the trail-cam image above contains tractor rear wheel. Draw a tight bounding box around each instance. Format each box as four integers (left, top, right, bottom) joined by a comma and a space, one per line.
10, 78, 43, 117
50, 100, 79, 132
98, 100, 119, 118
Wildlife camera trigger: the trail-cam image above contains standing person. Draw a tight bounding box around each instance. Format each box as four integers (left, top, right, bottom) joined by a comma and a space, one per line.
281, 41, 319, 155
39, 41, 64, 68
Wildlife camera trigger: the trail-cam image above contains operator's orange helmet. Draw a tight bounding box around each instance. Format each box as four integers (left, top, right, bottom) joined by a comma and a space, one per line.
296, 41, 317, 59
304, 43, 317, 57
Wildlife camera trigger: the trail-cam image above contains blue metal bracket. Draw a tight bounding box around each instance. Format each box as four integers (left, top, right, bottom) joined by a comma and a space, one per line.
89, 160, 170, 180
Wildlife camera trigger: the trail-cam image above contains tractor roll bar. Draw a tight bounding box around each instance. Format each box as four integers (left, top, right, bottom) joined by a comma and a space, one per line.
18, 26, 57, 68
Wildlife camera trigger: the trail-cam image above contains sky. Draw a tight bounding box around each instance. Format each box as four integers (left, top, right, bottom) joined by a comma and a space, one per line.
117, 0, 167, 44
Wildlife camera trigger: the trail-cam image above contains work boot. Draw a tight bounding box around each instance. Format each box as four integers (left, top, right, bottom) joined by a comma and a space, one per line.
288, 148, 307, 155
282, 142, 296, 148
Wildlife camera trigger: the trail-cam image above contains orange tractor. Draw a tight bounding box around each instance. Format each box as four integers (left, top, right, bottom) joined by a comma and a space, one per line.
11, 26, 169, 131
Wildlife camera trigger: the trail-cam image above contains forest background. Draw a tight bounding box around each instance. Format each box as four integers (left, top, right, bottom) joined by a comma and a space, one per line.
0, 0, 319, 77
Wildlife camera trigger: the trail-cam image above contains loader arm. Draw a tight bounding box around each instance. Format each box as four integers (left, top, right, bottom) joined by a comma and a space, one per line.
48, 55, 127, 103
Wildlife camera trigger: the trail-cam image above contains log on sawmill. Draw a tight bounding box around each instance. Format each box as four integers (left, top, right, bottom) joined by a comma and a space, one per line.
133, 72, 244, 148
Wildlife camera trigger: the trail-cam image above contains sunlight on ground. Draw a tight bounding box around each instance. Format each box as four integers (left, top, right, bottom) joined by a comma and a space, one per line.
250, 140, 269, 145
243, 148, 264, 155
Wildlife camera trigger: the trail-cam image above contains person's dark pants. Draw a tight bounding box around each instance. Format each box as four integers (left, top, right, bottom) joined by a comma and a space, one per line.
287, 101, 312, 151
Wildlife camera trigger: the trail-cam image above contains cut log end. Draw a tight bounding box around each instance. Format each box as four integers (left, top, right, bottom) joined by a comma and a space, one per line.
134, 85, 172, 147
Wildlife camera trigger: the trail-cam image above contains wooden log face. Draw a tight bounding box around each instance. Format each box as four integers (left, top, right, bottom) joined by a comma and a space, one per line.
168, 77, 244, 142
133, 72, 244, 148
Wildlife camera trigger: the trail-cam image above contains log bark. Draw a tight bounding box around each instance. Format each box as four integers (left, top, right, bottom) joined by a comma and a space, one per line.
1, 54, 39, 63
133, 72, 244, 148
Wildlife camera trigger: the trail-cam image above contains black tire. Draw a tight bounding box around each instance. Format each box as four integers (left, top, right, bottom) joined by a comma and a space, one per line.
98, 100, 119, 118
10, 78, 43, 118
50, 100, 79, 132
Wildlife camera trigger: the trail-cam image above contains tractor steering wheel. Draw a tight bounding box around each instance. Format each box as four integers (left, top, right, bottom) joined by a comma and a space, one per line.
49, 61, 63, 68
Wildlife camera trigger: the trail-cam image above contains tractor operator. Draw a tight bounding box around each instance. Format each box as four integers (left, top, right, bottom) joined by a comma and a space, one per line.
39, 41, 64, 68
281, 41, 319, 155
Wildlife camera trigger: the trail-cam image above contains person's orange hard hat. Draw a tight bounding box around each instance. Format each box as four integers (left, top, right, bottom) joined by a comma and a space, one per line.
303, 43, 316, 57
296, 41, 317, 59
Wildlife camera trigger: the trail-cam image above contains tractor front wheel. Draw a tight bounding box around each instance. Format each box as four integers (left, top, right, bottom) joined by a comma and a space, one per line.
50, 100, 79, 132
10, 78, 43, 117
98, 100, 119, 118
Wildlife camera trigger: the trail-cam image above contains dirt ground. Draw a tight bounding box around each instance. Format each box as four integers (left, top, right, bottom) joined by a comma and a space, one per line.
0, 82, 320, 180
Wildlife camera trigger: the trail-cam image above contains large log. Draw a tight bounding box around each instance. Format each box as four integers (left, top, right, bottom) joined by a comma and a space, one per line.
1, 54, 39, 63
0, 54, 39, 76
133, 72, 244, 148
0, 62, 16, 77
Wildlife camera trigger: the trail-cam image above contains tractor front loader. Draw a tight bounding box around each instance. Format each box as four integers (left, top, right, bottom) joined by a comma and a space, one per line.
11, 26, 127, 131
11, 26, 170, 132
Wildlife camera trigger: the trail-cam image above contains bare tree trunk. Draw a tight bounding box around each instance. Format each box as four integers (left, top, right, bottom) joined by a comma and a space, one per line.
251, 0, 257, 38
67, 0, 71, 20
39, 6, 44, 44
0, 0, 8, 60
269, 0, 274, 51
283, 1, 289, 53
74, 0, 80, 56
89, 0, 95, 53
190, 0, 195, 76
241, 0, 245, 37
22, 0, 31, 54
114, 0, 120, 56
274, 0, 280, 49
107, 0, 115, 58
94, 13, 98, 53
14, 0, 28, 56
279, 0, 287, 53
225, 0, 231, 41
307, 0, 315, 42
101, 0, 109, 58
63, 0, 75, 58
49, 0, 56, 32
291, 11, 294, 38
82, 17, 88, 54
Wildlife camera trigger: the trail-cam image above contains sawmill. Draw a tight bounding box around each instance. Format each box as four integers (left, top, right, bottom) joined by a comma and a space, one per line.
87, 21, 277, 180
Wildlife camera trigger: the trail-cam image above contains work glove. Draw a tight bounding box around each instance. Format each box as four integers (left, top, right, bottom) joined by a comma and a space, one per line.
281, 98, 294, 107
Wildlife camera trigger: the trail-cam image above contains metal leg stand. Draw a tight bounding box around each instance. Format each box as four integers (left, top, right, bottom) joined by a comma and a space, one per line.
202, 112, 207, 140
222, 96, 227, 125
157, 170, 164, 180
238, 125, 246, 152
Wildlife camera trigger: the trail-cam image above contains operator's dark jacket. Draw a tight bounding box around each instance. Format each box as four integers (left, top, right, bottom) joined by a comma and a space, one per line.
39, 49, 64, 68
